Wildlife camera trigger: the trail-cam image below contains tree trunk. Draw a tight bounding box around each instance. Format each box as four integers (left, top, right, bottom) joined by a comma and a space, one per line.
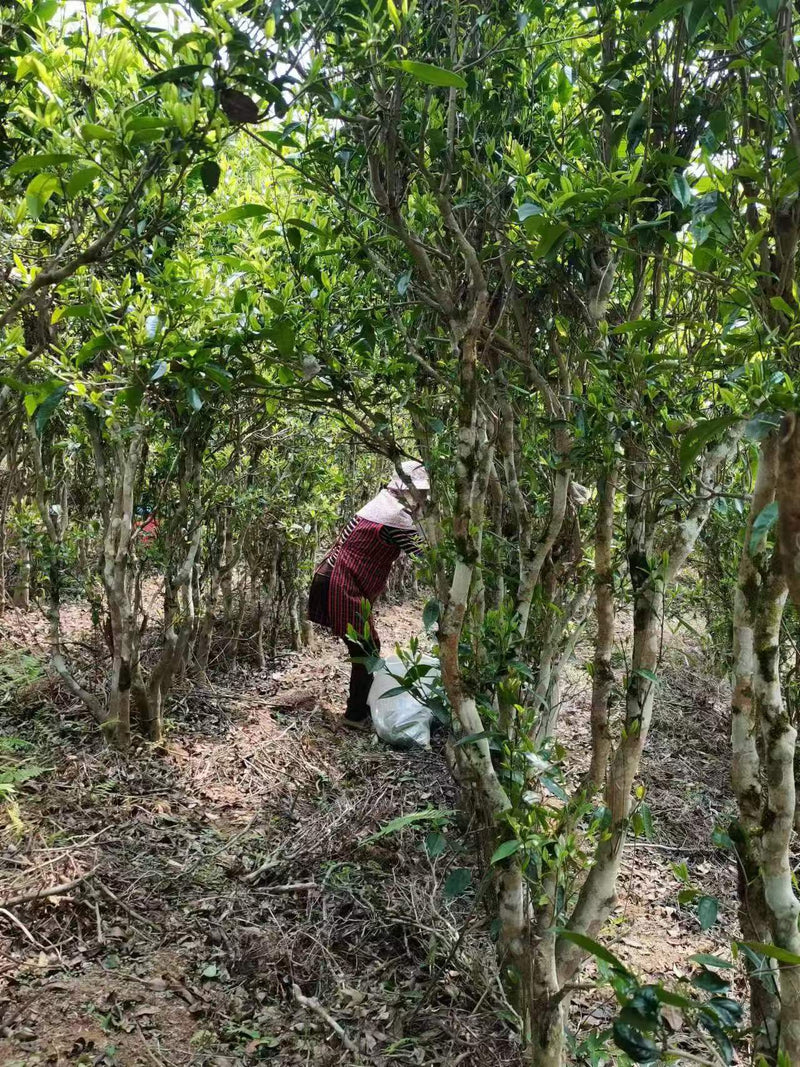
101, 435, 143, 751
754, 561, 800, 1062
528, 883, 566, 1067
558, 428, 742, 985
730, 435, 781, 1060
528, 998, 566, 1067
588, 466, 617, 788
13, 542, 31, 609
777, 411, 800, 609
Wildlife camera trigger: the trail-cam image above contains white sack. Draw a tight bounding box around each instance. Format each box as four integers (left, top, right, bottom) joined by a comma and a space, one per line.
368, 653, 439, 749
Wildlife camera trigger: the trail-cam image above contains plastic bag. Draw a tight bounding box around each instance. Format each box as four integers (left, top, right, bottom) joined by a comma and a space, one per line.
369, 653, 439, 749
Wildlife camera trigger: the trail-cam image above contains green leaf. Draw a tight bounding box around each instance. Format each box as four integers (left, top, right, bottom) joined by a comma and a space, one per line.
443, 867, 472, 898
129, 129, 165, 147
749, 501, 779, 556
0, 376, 32, 394
557, 929, 629, 972
679, 415, 740, 474
490, 839, 521, 864
81, 123, 115, 142
689, 953, 733, 970
639, 802, 654, 840
202, 362, 233, 390
213, 204, 270, 224
150, 360, 169, 381
612, 1020, 660, 1062
0, 764, 47, 785
556, 67, 573, 105
745, 411, 781, 442
705, 996, 743, 1028
121, 384, 144, 413
66, 166, 101, 197
655, 988, 699, 1010
685, 0, 712, 39
34, 384, 67, 436
517, 202, 543, 222
270, 320, 295, 358
634, 667, 659, 684
364, 807, 454, 844
669, 170, 692, 207
697, 895, 719, 930
626, 100, 648, 154
146, 63, 208, 86
770, 295, 795, 318
398, 60, 467, 90
425, 831, 447, 857
76, 333, 113, 367
386, 0, 402, 31
8, 152, 75, 177
26, 0, 58, 23
712, 827, 735, 850
285, 218, 327, 237
620, 988, 661, 1033
610, 319, 665, 337
691, 968, 730, 993
738, 941, 800, 965
542, 776, 568, 802
706, 1025, 735, 1065
422, 598, 440, 631
531, 221, 568, 260
453, 730, 493, 747
379, 686, 412, 699
25, 173, 59, 219
187, 387, 203, 411
125, 116, 170, 134
642, 0, 688, 34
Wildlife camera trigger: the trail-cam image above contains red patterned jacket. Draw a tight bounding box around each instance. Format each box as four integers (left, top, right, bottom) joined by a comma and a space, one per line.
308, 517, 420, 644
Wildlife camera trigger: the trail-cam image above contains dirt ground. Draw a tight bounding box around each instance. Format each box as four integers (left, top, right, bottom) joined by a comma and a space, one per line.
0, 601, 740, 1066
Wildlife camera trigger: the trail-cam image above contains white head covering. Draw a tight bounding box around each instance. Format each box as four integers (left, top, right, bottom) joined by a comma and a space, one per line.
357, 460, 429, 530
388, 460, 430, 492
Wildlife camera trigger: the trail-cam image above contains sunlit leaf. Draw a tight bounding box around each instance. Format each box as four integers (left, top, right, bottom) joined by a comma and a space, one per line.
8, 153, 75, 177
490, 839, 521, 864
398, 60, 467, 89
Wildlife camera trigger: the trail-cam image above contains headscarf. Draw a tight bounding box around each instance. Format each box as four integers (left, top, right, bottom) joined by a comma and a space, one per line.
387, 460, 430, 492
357, 460, 429, 530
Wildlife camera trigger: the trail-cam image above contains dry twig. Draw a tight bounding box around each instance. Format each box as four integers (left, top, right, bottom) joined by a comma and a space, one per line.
292, 983, 359, 1055
0, 868, 96, 908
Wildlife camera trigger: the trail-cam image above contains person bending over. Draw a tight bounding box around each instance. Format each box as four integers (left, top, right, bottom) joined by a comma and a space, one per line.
307, 461, 429, 729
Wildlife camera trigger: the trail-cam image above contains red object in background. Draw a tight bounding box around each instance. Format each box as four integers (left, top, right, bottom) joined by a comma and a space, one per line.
136, 515, 158, 545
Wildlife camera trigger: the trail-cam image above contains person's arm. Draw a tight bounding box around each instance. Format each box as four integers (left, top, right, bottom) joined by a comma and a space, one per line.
380, 525, 423, 556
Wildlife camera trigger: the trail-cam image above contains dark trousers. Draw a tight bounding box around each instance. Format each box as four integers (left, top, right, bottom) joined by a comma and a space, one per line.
343, 637, 380, 722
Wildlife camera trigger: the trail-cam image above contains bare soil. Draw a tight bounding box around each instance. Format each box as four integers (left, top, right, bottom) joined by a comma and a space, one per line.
0, 601, 739, 1065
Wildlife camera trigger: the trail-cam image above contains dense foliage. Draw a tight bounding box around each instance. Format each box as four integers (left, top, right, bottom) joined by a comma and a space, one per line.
3, 0, 800, 1063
